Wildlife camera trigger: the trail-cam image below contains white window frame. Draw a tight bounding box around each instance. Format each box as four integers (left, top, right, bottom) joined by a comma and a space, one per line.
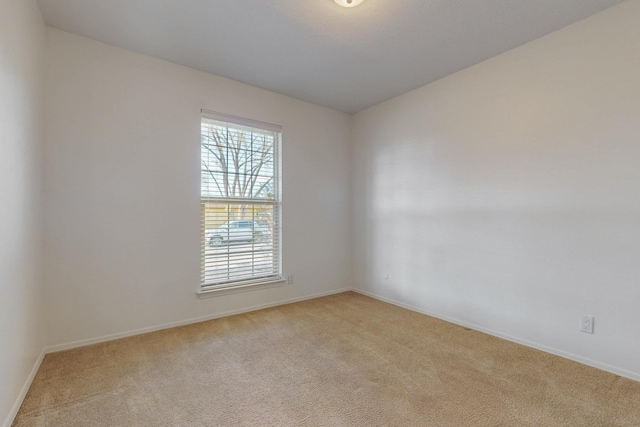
199, 109, 283, 296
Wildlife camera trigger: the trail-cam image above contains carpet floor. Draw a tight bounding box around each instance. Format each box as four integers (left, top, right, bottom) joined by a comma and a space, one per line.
13, 291, 640, 426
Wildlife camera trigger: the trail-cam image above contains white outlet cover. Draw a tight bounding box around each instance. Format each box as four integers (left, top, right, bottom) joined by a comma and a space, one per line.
580, 316, 594, 334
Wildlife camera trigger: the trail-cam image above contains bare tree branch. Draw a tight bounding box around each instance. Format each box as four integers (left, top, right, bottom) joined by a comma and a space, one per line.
201, 123, 276, 220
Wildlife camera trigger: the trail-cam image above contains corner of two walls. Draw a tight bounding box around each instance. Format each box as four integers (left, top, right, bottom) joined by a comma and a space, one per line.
351, 1, 640, 380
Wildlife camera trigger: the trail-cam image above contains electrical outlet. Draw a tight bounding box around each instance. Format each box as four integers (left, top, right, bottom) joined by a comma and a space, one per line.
580, 316, 594, 334
287, 275, 294, 285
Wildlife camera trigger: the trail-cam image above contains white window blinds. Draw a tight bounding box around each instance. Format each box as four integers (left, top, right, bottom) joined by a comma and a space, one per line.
200, 110, 282, 291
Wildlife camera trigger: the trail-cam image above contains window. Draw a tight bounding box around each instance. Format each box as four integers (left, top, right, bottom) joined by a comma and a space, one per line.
200, 110, 281, 292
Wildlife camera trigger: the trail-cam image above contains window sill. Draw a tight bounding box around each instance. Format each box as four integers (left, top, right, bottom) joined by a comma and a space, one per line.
197, 278, 286, 299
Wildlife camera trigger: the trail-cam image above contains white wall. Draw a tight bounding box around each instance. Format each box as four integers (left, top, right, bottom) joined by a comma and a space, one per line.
0, 0, 46, 425
43, 29, 352, 348
352, 1, 640, 379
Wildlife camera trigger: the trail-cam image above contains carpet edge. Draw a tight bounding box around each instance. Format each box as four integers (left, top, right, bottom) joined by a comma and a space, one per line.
44, 287, 355, 354
3, 350, 45, 427
352, 288, 640, 383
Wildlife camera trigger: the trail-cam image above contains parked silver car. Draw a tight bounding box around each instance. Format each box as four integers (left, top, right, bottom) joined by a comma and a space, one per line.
205, 220, 270, 246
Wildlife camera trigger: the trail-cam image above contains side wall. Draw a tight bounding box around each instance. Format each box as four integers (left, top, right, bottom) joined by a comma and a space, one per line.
44, 29, 352, 347
352, 1, 640, 379
0, 0, 46, 425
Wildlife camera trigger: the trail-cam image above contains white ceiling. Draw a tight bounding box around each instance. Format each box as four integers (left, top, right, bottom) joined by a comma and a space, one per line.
36, 0, 624, 114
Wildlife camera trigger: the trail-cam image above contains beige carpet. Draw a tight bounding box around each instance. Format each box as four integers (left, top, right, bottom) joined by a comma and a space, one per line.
13, 292, 640, 426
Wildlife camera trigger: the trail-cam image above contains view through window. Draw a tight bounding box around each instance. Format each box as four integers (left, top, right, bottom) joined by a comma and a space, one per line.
200, 111, 281, 291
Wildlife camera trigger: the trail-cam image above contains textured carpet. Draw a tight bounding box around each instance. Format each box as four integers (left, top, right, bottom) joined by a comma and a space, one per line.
13, 291, 640, 426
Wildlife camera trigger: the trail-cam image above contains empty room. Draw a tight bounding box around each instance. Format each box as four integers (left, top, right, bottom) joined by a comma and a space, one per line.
2, 0, 640, 425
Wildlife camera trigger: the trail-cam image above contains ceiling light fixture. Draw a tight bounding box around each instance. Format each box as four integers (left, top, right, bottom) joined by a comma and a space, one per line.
334, 0, 364, 7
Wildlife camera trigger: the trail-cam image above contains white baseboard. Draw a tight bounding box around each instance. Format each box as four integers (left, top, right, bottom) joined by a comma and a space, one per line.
352, 288, 640, 383
20, 286, 635, 426
5, 287, 353, 426
3, 350, 46, 427
45, 287, 354, 354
